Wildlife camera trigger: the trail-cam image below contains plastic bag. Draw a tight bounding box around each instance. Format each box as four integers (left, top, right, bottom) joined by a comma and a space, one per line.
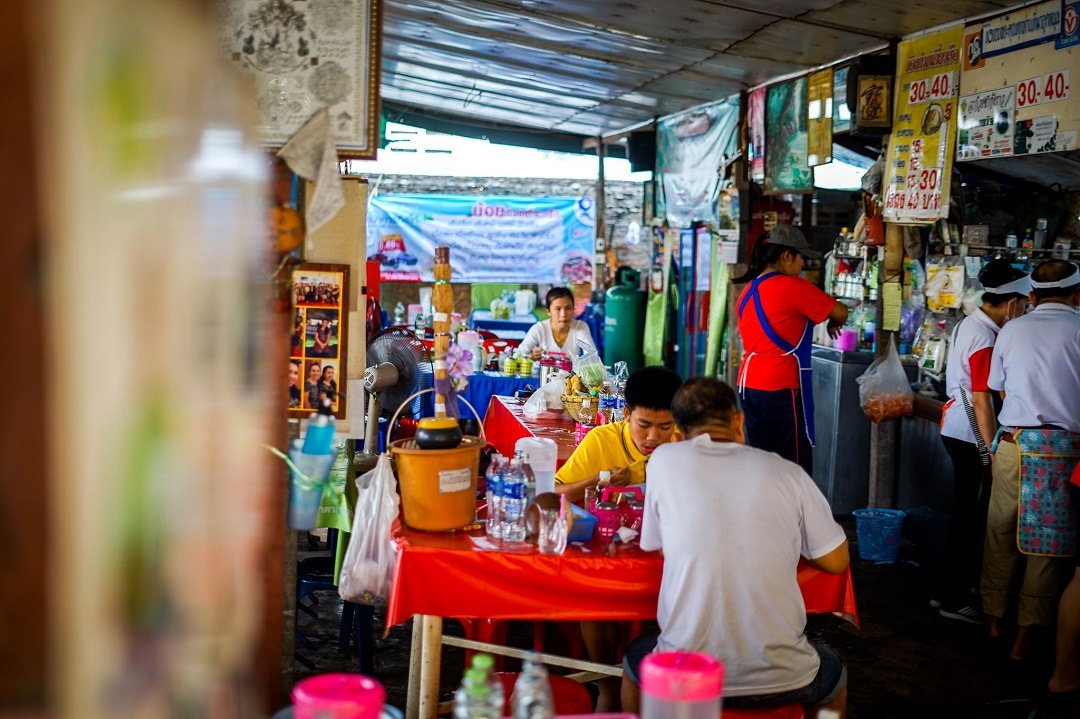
572, 341, 607, 390
523, 378, 565, 418
338, 453, 400, 605
856, 338, 914, 423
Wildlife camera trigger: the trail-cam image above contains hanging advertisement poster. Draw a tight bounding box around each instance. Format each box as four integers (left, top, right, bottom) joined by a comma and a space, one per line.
883, 25, 963, 223
656, 96, 741, 229
960, 0, 1078, 159
957, 87, 1016, 158
833, 66, 852, 133
748, 87, 767, 183
366, 195, 595, 283
807, 69, 834, 167
764, 78, 814, 195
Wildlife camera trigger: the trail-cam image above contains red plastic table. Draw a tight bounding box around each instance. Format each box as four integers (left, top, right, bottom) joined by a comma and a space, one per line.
389, 523, 858, 719
483, 395, 578, 466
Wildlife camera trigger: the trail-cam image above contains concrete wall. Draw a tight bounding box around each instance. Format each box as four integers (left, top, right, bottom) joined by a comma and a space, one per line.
364, 175, 648, 315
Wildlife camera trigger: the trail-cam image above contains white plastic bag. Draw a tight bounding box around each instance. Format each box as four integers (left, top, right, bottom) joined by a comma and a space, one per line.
338, 454, 400, 605
523, 378, 565, 418
856, 337, 914, 423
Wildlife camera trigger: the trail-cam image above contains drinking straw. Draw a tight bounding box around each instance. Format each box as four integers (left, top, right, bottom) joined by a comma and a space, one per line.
559, 493, 567, 520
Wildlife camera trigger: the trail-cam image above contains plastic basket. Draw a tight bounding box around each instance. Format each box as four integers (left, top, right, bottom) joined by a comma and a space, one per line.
853, 508, 906, 562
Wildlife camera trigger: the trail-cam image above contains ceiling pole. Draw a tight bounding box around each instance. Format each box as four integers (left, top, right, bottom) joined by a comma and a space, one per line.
594, 136, 606, 293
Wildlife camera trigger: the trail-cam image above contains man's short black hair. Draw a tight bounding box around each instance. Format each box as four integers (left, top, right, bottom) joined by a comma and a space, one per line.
623, 366, 682, 412
979, 259, 1028, 306
671, 377, 739, 434
1032, 259, 1079, 301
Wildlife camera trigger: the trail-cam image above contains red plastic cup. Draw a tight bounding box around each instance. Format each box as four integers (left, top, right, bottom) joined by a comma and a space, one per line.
292, 673, 385, 719
640, 651, 724, 719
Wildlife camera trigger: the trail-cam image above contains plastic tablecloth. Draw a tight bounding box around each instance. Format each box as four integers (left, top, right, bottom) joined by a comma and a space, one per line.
483, 395, 578, 467
385, 523, 859, 627
423, 374, 535, 422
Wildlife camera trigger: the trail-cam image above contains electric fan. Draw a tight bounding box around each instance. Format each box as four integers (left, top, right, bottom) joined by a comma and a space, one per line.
356, 328, 433, 471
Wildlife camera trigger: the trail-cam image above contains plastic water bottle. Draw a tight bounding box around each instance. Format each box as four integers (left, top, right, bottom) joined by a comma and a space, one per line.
511, 652, 555, 719
393, 301, 406, 326
502, 458, 527, 542
485, 454, 505, 540
514, 450, 537, 506
454, 654, 503, 719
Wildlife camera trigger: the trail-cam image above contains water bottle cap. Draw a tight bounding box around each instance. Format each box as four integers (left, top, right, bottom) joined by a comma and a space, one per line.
471, 654, 494, 672
640, 651, 724, 702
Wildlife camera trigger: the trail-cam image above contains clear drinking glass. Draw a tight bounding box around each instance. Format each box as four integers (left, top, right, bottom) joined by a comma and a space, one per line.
583, 487, 598, 512
537, 509, 568, 555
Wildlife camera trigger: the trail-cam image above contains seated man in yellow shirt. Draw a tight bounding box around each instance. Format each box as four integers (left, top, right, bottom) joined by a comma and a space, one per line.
555, 365, 683, 504
554, 365, 682, 711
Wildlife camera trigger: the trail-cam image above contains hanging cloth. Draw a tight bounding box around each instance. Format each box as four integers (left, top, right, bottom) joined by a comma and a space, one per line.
737, 272, 816, 445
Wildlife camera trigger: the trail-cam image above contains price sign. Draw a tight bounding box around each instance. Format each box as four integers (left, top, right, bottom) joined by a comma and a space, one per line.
1016, 70, 1071, 108
907, 71, 958, 105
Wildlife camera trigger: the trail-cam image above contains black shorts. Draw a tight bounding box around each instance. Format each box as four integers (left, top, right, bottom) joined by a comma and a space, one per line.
623, 636, 846, 709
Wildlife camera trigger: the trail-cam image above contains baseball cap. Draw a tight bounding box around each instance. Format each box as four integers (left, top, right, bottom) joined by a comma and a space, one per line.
766, 224, 821, 259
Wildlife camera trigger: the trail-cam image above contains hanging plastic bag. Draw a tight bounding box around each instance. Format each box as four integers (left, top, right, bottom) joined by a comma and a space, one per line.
856, 337, 914, 423
338, 454, 400, 605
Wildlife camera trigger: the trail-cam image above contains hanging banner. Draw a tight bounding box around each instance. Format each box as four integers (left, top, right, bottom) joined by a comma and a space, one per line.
959, 1, 1077, 159
833, 66, 852, 133
366, 195, 595, 283
883, 25, 963, 223
656, 96, 741, 229
748, 87, 767, 183
764, 77, 814, 195
807, 69, 834, 167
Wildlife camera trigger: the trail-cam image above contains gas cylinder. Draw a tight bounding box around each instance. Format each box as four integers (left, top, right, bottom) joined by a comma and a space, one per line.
604, 267, 646, 372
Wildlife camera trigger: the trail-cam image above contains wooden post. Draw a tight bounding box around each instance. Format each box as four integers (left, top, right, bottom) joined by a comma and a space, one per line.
0, 0, 47, 709
432, 246, 453, 418
868, 222, 905, 508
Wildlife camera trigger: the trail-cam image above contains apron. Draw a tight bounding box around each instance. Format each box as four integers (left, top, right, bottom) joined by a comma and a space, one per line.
1005, 428, 1080, 557
737, 272, 816, 446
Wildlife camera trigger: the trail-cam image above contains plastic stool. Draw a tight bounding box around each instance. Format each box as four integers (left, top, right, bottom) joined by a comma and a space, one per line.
725, 705, 805, 718
492, 673, 594, 715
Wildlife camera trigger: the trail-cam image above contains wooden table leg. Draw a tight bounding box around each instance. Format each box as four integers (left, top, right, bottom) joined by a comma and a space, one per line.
418, 615, 444, 719
406, 615, 424, 719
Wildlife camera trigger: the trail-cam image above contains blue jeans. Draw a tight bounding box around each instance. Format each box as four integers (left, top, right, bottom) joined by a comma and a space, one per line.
741, 387, 813, 477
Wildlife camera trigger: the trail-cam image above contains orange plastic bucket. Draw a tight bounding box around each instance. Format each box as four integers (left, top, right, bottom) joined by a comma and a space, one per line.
390, 435, 485, 531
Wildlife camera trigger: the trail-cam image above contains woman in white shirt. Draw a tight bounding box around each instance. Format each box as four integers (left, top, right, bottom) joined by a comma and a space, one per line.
935, 260, 1029, 623
518, 287, 595, 359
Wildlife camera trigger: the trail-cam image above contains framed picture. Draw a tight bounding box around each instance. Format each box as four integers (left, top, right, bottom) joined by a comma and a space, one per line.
289, 263, 349, 418
221, 0, 383, 158
856, 75, 891, 129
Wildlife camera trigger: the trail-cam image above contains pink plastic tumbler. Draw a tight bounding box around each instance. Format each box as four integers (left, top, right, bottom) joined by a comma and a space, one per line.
640, 651, 725, 719
292, 673, 385, 719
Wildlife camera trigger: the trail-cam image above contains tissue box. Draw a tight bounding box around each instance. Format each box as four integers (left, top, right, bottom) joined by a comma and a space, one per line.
567, 503, 597, 542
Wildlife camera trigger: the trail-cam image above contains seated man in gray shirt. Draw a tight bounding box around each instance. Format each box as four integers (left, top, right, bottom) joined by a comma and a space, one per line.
622, 377, 850, 719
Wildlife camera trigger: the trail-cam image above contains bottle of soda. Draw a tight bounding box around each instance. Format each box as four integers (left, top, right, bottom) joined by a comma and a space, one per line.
502, 458, 527, 542
514, 450, 537, 505
454, 654, 504, 719
485, 454, 505, 540
511, 651, 555, 719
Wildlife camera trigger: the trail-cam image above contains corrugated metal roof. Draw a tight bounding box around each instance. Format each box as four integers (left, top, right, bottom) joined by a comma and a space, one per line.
381, 0, 1011, 141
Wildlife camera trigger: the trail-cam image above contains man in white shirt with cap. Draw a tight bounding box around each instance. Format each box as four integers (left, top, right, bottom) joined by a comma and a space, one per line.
982, 259, 1080, 661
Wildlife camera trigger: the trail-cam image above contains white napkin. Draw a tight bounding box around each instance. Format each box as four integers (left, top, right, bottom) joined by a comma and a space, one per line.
615, 526, 639, 543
